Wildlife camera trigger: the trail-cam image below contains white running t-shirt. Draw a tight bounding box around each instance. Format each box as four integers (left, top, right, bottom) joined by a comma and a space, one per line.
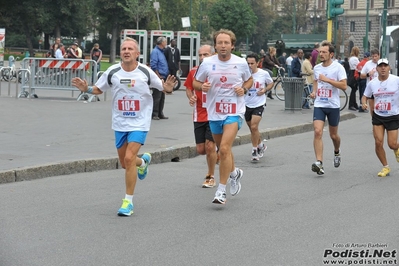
361, 60, 378, 85
194, 54, 252, 121
363, 74, 399, 117
313, 60, 347, 109
96, 63, 164, 131
244, 68, 273, 108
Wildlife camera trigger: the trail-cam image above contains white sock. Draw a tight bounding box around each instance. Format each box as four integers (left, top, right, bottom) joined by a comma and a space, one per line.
230, 168, 238, 178
125, 194, 133, 203
140, 159, 146, 167
253, 147, 257, 151
217, 184, 226, 192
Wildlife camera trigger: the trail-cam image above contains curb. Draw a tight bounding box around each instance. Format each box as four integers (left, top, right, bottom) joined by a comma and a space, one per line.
0, 112, 357, 184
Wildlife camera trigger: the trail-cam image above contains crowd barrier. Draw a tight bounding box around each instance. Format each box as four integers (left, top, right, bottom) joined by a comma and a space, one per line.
18, 58, 101, 102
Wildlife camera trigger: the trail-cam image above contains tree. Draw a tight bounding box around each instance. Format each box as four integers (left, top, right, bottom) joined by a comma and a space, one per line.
208, 0, 257, 40
118, 0, 152, 29
276, 0, 310, 34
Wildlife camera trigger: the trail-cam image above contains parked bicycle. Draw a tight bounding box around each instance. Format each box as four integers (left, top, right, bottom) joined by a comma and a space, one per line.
2, 56, 21, 82
271, 67, 286, 101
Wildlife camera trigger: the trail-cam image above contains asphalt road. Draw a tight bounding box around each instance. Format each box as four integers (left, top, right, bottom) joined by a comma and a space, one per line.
1, 114, 398, 266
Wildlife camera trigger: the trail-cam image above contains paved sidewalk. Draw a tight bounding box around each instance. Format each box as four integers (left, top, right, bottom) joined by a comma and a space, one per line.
0, 82, 357, 183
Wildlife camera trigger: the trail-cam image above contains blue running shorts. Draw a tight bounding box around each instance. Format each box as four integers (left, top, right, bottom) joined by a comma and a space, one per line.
115, 131, 148, 149
313, 107, 340, 127
209, 116, 243, 135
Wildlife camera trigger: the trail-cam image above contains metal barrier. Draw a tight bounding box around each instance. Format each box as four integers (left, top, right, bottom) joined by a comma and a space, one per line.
0, 66, 12, 96
18, 58, 100, 101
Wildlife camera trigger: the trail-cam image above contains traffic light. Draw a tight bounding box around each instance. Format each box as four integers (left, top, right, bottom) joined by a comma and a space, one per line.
328, 0, 344, 19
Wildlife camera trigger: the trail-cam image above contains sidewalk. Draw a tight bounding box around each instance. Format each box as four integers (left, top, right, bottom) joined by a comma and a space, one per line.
0, 84, 357, 183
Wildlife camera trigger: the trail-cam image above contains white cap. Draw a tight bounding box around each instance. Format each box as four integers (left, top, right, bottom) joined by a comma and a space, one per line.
377, 58, 389, 66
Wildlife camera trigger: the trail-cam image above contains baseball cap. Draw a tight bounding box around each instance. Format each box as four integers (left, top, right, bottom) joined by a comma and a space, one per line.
364, 52, 370, 58
377, 58, 389, 66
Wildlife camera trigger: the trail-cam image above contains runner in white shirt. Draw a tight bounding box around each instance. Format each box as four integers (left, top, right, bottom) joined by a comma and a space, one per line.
361, 58, 399, 177
361, 49, 380, 115
72, 37, 176, 216
193, 29, 253, 205
245, 53, 273, 162
310, 40, 347, 175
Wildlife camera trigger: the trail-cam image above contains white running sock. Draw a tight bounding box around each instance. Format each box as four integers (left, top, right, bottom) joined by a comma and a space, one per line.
230, 168, 238, 178
125, 194, 133, 203
140, 159, 146, 167
217, 184, 226, 192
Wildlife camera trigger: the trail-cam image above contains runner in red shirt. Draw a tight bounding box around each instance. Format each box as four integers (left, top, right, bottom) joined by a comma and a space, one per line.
184, 44, 218, 188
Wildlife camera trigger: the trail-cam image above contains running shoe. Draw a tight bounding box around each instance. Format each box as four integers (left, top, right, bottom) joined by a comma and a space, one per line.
394, 149, 399, 162
117, 199, 134, 216
229, 168, 243, 196
202, 175, 215, 188
334, 150, 341, 168
251, 149, 259, 162
257, 144, 267, 158
137, 153, 151, 180
212, 190, 226, 204
378, 167, 391, 177
311, 161, 325, 175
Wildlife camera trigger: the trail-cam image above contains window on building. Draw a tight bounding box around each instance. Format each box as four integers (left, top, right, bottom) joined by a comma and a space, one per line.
370, 0, 374, 8
369, 21, 372, 30
350, 0, 357, 9
318, 0, 326, 9
350, 21, 356, 32
388, 0, 395, 7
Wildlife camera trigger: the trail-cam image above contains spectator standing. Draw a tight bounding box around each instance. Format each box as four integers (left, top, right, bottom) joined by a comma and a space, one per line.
90, 43, 103, 72
348, 46, 360, 111
164, 39, 181, 78
71, 37, 176, 216
184, 44, 218, 188
278, 52, 287, 70
291, 49, 304, 78
193, 29, 253, 205
286, 53, 294, 77
311, 43, 319, 67
75, 42, 83, 59
55, 43, 64, 59
356, 52, 370, 112
301, 52, 314, 109
65, 43, 78, 58
150, 37, 169, 120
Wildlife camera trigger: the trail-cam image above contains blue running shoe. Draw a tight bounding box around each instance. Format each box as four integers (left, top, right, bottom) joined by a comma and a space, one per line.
117, 199, 133, 216
137, 153, 151, 180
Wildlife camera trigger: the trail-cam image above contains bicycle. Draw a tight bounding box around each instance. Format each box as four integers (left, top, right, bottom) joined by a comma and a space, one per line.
271, 67, 286, 101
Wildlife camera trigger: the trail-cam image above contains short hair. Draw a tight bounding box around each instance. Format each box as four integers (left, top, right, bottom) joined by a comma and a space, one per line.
213, 29, 236, 46
121, 37, 140, 52
314, 42, 319, 48
156, 36, 167, 45
246, 53, 259, 62
304, 52, 312, 60
199, 44, 215, 54
320, 40, 335, 54
370, 48, 380, 55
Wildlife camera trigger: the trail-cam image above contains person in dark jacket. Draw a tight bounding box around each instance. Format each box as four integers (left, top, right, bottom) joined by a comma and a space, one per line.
291, 49, 304, 78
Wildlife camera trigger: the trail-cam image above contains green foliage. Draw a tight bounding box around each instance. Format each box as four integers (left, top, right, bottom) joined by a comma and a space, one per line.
208, 0, 257, 40
117, 0, 152, 29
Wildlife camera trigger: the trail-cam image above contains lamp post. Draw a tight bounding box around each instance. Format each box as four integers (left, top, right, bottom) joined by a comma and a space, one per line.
293, 0, 297, 34
153, 1, 161, 30
364, 0, 369, 52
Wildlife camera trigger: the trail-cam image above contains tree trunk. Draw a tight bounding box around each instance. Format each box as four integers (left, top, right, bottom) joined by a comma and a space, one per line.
23, 24, 34, 57
109, 22, 119, 64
